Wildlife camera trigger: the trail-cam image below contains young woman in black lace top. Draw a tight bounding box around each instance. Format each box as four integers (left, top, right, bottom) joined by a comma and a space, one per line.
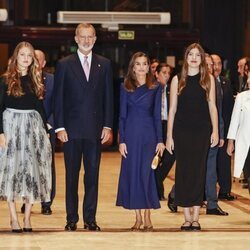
0, 41, 52, 233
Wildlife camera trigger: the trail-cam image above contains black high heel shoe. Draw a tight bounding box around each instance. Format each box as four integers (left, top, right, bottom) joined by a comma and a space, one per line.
143, 224, 153, 232
180, 221, 192, 231
11, 221, 23, 233
23, 227, 33, 232
191, 221, 201, 231
23, 219, 32, 232
131, 221, 143, 231
12, 228, 23, 233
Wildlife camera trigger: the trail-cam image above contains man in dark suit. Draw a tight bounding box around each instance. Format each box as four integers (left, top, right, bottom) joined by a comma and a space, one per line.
35, 49, 56, 215
54, 23, 113, 231
154, 63, 175, 201
211, 54, 235, 201
205, 54, 228, 215
20, 49, 56, 215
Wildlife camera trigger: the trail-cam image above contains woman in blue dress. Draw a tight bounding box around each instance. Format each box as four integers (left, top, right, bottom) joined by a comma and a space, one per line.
116, 52, 165, 231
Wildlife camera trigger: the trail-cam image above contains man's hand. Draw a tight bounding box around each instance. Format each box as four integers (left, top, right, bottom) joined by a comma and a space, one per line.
101, 128, 111, 144
218, 139, 224, 147
57, 130, 68, 143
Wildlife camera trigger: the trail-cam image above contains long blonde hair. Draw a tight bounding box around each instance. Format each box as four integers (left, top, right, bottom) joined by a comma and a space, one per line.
178, 43, 211, 99
4, 41, 44, 99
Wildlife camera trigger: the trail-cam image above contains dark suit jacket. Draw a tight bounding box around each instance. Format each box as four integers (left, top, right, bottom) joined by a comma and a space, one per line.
219, 76, 234, 137
43, 71, 54, 127
215, 78, 224, 139
54, 53, 113, 140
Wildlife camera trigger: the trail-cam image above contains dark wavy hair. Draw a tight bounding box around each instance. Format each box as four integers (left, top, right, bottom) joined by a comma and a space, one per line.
155, 63, 173, 75
124, 52, 155, 92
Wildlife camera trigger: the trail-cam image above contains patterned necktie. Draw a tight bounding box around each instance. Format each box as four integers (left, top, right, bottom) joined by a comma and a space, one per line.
83, 56, 90, 81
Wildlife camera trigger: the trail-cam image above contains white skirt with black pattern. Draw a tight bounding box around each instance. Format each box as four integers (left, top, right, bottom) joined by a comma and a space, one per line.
0, 108, 52, 203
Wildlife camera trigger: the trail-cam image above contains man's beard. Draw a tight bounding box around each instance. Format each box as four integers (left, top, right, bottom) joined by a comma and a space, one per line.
78, 44, 94, 53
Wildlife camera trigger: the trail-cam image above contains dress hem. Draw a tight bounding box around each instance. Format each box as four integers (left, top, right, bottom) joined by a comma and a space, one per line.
116, 204, 161, 210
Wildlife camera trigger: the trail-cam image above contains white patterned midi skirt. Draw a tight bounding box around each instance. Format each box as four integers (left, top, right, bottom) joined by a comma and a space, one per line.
0, 108, 52, 203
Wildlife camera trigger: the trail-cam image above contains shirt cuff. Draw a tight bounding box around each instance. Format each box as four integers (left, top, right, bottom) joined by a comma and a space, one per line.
55, 127, 65, 133
103, 127, 111, 130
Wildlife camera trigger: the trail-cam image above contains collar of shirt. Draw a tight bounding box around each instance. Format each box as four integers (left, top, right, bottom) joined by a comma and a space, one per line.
216, 76, 221, 82
77, 49, 92, 67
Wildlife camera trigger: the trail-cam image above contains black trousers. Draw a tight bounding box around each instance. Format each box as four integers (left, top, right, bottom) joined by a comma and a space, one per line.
217, 140, 232, 194
63, 138, 101, 224
244, 148, 250, 179
155, 120, 175, 198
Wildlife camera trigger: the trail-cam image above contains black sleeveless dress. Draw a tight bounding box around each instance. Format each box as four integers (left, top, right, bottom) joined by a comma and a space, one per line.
173, 73, 211, 207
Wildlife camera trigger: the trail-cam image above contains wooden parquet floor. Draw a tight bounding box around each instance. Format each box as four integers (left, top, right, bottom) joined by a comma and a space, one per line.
0, 152, 249, 250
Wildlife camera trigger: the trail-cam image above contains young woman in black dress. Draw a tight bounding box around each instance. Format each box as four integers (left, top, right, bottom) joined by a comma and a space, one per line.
166, 43, 218, 230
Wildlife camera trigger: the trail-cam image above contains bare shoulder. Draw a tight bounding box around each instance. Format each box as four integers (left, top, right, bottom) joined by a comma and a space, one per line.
172, 75, 179, 83
170, 75, 179, 88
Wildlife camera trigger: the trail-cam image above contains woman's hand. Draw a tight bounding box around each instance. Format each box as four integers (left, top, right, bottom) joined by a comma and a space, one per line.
155, 143, 165, 157
227, 139, 234, 156
0, 133, 6, 148
119, 143, 128, 158
166, 137, 174, 155
210, 131, 219, 148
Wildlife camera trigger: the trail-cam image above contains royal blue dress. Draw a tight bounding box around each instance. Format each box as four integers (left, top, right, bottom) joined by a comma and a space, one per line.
116, 83, 162, 209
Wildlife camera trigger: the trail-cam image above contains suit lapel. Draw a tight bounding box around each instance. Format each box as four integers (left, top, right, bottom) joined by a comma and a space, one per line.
89, 54, 101, 87
69, 54, 87, 84
68, 53, 102, 87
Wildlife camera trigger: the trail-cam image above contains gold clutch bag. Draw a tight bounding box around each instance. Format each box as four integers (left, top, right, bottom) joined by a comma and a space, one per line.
151, 153, 160, 169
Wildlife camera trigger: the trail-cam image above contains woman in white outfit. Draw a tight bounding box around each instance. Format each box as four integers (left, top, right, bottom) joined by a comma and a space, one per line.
227, 59, 250, 192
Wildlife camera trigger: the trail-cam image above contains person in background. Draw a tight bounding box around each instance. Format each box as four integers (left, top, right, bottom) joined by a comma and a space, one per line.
54, 23, 113, 231
166, 43, 218, 231
211, 54, 235, 200
237, 57, 248, 93
154, 63, 175, 201
227, 58, 250, 194
35, 49, 55, 215
0, 41, 52, 233
117, 52, 165, 231
236, 57, 250, 188
21, 49, 56, 215
205, 54, 228, 216
150, 58, 160, 77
